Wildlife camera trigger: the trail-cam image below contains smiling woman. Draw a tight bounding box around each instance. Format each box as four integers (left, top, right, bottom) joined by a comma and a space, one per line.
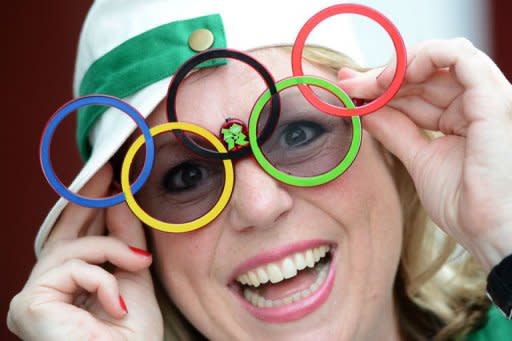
136, 46, 492, 340
7, 1, 512, 341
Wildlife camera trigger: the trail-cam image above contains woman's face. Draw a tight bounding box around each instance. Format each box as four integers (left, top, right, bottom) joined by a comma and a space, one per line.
133, 48, 403, 340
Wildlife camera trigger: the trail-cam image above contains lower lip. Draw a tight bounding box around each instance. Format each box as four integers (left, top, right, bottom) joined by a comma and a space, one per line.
234, 250, 337, 323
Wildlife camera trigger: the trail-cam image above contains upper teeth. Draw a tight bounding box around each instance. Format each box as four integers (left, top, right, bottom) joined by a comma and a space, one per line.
236, 245, 330, 287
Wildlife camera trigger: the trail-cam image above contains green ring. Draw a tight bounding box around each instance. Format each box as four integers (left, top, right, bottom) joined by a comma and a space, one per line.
248, 75, 362, 187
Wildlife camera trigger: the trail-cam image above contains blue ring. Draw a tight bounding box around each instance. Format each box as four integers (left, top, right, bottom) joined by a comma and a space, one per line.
40, 95, 155, 208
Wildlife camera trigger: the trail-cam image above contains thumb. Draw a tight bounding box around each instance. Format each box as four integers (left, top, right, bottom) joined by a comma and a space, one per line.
362, 107, 429, 174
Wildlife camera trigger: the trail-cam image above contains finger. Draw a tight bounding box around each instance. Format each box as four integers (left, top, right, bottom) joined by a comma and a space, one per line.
337, 67, 385, 99
33, 259, 128, 318
362, 107, 430, 174
338, 42, 465, 102
106, 201, 148, 251
438, 96, 469, 136
48, 164, 114, 244
407, 40, 512, 123
338, 46, 410, 99
340, 65, 465, 132
31, 236, 152, 281
371, 40, 438, 87
404, 69, 462, 108
386, 96, 443, 131
406, 38, 504, 89
339, 70, 461, 107
337, 67, 364, 80
390, 93, 469, 136
385, 70, 462, 129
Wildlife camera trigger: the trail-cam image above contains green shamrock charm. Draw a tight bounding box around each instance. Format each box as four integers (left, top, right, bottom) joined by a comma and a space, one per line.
221, 123, 249, 151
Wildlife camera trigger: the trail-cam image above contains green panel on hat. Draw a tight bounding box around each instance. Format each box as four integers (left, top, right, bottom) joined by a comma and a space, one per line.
77, 14, 227, 160
463, 306, 512, 340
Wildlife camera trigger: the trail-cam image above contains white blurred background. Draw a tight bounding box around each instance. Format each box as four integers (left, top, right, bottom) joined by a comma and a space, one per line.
340, 0, 491, 67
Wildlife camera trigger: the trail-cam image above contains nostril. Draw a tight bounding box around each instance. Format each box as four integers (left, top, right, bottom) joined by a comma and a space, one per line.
227, 157, 293, 230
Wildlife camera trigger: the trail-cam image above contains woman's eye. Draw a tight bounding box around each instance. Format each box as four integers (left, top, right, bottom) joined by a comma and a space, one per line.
162, 162, 207, 192
281, 121, 325, 148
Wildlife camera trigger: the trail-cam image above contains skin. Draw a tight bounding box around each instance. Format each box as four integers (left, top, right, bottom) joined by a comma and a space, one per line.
7, 41, 512, 341
140, 48, 403, 340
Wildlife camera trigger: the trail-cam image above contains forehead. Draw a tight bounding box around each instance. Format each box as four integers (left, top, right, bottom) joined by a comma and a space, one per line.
146, 47, 337, 132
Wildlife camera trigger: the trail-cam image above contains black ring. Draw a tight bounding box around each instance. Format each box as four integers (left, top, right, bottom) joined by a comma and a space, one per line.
166, 48, 281, 160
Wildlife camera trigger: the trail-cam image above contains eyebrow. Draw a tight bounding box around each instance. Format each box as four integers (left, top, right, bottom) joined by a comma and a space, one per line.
155, 134, 180, 156
152, 85, 347, 155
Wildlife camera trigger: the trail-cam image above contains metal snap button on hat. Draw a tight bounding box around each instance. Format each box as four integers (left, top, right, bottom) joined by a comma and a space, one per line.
188, 28, 214, 51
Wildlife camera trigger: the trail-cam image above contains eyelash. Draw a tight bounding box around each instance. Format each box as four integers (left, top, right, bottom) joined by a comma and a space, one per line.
161, 161, 209, 193
279, 120, 327, 147
158, 119, 339, 194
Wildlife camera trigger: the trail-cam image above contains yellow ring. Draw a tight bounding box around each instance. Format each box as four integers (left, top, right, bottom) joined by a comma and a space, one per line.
121, 122, 234, 233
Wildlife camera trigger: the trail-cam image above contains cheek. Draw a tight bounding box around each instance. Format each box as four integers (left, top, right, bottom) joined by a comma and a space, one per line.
151, 226, 220, 286
306, 137, 401, 225
297, 135, 403, 281
149, 223, 231, 337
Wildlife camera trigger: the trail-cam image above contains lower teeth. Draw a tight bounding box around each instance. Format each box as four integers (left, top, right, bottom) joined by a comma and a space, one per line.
243, 259, 330, 308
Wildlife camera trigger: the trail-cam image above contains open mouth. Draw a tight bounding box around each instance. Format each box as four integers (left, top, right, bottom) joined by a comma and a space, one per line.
230, 243, 336, 323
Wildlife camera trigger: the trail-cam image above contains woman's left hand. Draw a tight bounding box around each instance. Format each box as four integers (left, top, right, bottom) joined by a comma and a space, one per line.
338, 38, 512, 271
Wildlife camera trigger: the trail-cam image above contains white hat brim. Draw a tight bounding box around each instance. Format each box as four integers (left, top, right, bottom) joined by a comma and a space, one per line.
36, 0, 365, 257
35, 76, 171, 256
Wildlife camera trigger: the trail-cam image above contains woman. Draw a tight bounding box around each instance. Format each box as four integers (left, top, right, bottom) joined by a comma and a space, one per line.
7, 0, 512, 340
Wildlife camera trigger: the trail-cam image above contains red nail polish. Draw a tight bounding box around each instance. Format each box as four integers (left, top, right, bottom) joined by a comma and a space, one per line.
129, 246, 152, 258
351, 98, 366, 107
119, 295, 128, 314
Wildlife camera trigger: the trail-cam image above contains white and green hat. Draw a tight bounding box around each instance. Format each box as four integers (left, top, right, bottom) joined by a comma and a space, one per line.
35, 0, 364, 256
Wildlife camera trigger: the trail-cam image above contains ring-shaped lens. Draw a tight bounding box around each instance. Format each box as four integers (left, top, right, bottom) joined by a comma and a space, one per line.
249, 76, 361, 187
167, 48, 281, 160
40, 95, 155, 208
121, 122, 234, 233
291, 4, 406, 116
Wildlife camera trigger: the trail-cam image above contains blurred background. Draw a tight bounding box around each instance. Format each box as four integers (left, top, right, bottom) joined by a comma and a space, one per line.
1, 1, 511, 339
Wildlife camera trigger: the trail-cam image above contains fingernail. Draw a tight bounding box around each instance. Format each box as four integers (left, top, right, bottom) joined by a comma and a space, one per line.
337, 67, 351, 80
119, 295, 128, 314
129, 246, 152, 258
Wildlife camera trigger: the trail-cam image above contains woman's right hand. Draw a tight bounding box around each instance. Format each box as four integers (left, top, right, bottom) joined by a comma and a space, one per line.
7, 165, 164, 341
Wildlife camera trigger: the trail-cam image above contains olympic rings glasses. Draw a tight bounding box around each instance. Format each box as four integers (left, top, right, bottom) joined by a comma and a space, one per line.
40, 3, 406, 233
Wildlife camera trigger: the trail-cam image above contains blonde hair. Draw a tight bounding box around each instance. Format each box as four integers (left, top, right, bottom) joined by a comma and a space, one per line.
144, 45, 490, 340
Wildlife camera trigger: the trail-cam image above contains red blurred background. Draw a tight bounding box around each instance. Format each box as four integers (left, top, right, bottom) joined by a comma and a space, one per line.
1, 1, 512, 340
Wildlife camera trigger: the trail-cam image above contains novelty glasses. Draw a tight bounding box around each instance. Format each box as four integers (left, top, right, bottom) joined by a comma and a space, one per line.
40, 4, 406, 233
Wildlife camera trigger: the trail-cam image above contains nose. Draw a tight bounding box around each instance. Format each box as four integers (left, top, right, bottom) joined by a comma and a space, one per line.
227, 157, 293, 231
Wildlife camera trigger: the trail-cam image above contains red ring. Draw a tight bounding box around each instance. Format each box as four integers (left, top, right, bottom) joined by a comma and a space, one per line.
291, 4, 406, 117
